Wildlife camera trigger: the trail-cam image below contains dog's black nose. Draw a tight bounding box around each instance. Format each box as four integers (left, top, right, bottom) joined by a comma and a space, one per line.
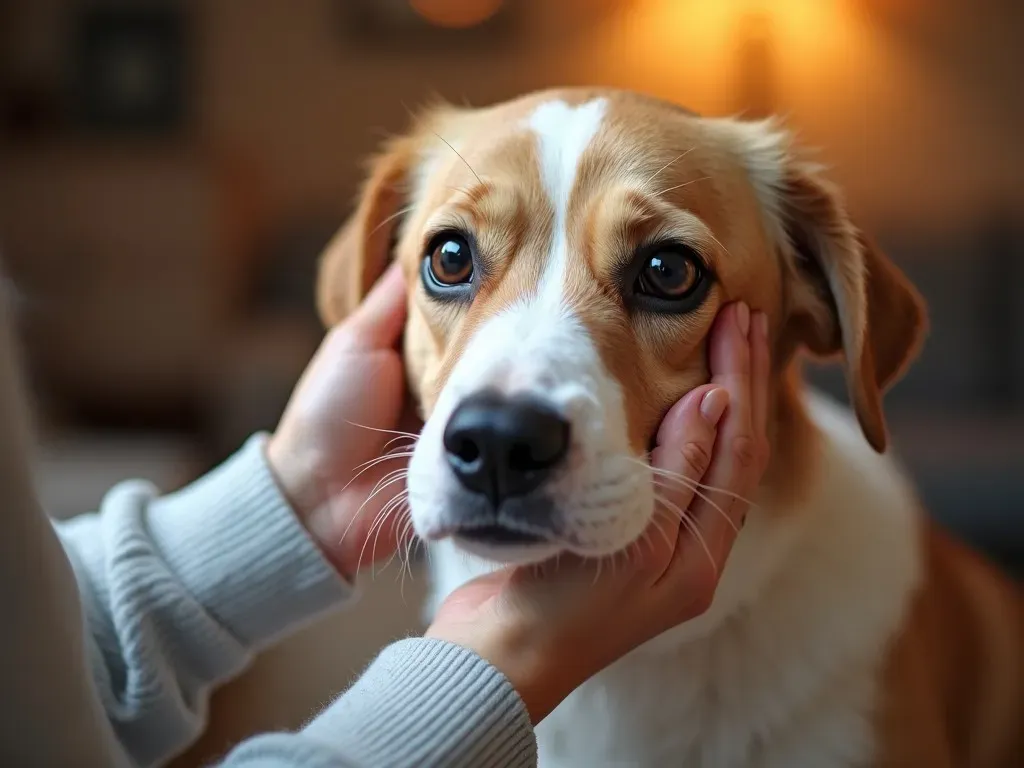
443, 391, 570, 507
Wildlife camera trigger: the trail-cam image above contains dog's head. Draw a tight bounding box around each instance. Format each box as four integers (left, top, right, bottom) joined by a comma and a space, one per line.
317, 88, 926, 565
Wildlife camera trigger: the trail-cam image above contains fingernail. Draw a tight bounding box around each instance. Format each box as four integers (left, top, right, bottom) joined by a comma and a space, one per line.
755, 311, 768, 340
700, 388, 729, 426
736, 302, 751, 338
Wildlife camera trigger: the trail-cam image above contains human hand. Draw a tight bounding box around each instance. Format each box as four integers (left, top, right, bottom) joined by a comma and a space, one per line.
267, 263, 418, 581
425, 302, 771, 723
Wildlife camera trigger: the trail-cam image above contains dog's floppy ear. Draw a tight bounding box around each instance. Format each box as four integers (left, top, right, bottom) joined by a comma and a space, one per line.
316, 137, 417, 326
776, 160, 927, 452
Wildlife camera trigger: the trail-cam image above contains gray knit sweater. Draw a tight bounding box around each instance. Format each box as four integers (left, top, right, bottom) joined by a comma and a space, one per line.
0, 295, 536, 767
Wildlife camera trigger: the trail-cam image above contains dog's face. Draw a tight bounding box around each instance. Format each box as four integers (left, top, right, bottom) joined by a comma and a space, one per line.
318, 88, 925, 565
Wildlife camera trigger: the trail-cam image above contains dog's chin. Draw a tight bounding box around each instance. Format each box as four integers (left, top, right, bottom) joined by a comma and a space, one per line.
454, 536, 562, 565
444, 524, 557, 564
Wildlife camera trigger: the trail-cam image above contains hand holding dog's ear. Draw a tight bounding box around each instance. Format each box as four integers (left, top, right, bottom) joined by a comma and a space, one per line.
267, 264, 414, 581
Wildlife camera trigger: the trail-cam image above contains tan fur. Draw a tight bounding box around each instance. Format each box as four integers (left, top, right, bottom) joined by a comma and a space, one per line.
877, 525, 1023, 767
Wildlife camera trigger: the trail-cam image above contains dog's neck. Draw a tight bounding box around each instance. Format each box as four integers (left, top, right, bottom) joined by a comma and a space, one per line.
760, 360, 825, 512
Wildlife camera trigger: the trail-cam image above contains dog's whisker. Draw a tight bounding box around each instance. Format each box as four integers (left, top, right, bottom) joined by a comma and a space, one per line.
655, 496, 718, 578
394, 513, 417, 598
632, 456, 759, 508
364, 489, 410, 578
434, 132, 483, 186
649, 508, 677, 550
359, 506, 393, 578
401, 515, 417, 579
337, 473, 406, 554
379, 501, 414, 578
351, 450, 414, 474
343, 420, 420, 440
658, 175, 711, 197
651, 477, 740, 535
356, 482, 409, 573
337, 452, 415, 498
644, 147, 696, 188
367, 466, 411, 499
367, 204, 415, 238
382, 434, 419, 452
705, 229, 734, 260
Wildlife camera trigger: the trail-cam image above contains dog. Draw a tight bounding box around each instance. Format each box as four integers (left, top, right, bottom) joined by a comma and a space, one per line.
316, 87, 1023, 767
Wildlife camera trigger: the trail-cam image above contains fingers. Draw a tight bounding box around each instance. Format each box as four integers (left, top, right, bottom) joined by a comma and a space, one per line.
658, 303, 771, 594
646, 384, 728, 569
337, 262, 408, 351
750, 311, 771, 470
686, 303, 756, 553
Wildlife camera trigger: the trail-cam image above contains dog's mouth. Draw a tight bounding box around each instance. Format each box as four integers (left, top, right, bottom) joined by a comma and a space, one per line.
456, 524, 547, 546
444, 521, 562, 564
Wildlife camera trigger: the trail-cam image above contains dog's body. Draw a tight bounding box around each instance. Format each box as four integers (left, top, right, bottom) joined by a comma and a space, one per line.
428, 389, 1022, 767
316, 87, 1023, 767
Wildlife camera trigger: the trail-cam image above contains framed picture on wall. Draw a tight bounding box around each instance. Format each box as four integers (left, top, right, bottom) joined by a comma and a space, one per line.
69, 4, 189, 135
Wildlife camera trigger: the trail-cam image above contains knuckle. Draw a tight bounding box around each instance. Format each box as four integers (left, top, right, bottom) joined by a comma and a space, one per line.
681, 440, 714, 477
731, 435, 758, 470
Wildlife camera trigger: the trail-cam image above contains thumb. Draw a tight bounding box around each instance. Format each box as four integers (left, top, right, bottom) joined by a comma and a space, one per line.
339, 262, 407, 351
437, 569, 514, 615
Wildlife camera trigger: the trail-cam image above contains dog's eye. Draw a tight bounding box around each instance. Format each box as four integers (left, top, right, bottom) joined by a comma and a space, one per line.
635, 247, 703, 300
427, 234, 473, 286
627, 242, 712, 314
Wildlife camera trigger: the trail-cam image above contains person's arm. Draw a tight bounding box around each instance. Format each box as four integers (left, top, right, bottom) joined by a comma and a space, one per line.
54, 435, 353, 768
0, 281, 127, 768
219, 638, 536, 768
0, 263, 416, 768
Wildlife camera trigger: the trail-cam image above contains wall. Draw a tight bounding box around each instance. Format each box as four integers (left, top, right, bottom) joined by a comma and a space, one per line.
196, 0, 1024, 235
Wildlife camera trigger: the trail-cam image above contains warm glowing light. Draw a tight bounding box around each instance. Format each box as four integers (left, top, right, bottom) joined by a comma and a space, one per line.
585, 0, 877, 117
409, 0, 504, 29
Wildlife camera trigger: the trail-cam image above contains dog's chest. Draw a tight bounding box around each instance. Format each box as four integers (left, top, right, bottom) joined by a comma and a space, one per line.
534, 632, 879, 768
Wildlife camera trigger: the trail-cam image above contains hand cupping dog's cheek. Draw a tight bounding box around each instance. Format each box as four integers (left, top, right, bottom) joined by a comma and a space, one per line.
266, 265, 414, 580
424, 310, 771, 725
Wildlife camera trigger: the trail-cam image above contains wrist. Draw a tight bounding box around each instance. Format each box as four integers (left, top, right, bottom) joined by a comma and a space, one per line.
264, 435, 357, 580
426, 618, 575, 724
265, 434, 323, 520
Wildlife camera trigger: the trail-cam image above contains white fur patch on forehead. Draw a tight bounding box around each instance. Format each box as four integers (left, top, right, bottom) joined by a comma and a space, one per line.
524, 98, 608, 309
525, 98, 608, 214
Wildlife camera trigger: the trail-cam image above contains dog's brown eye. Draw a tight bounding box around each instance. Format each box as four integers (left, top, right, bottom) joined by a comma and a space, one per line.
637, 249, 702, 299
428, 235, 473, 286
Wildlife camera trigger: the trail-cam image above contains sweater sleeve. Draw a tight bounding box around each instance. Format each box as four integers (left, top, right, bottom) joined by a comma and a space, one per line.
219, 638, 537, 768
54, 435, 354, 768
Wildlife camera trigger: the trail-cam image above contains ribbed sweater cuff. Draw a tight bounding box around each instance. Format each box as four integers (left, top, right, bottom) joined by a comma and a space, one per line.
301, 638, 536, 767
146, 434, 352, 649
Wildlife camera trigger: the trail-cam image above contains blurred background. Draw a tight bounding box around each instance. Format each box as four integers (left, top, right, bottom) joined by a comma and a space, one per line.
1, 0, 1022, 758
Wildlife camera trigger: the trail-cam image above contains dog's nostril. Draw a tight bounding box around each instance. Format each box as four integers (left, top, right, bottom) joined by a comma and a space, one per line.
453, 437, 480, 464
509, 443, 536, 472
